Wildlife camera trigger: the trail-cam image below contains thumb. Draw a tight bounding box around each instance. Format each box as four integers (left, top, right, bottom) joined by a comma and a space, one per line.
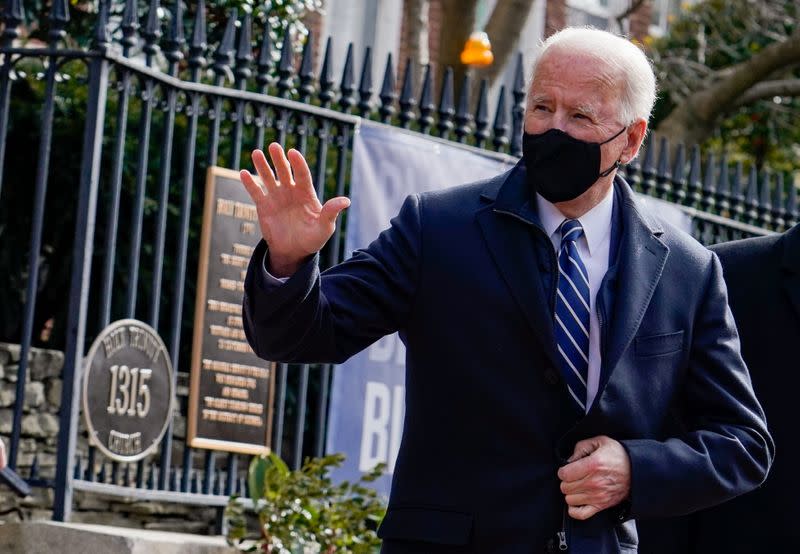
320, 196, 351, 224
568, 437, 603, 463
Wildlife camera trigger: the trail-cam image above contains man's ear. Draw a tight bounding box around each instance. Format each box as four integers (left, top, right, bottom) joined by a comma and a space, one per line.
621, 119, 648, 164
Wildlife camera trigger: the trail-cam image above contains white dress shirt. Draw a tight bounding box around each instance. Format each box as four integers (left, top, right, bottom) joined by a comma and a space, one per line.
536, 186, 614, 411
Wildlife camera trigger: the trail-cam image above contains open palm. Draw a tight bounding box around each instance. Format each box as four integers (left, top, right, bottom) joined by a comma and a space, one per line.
240, 143, 350, 277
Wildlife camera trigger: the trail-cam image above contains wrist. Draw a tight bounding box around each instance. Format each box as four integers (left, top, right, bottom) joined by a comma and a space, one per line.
268, 252, 302, 278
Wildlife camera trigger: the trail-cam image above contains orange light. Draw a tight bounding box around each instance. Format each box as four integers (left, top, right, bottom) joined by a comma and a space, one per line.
460, 31, 494, 67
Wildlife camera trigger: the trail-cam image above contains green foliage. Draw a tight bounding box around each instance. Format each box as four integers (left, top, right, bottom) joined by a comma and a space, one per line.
226, 453, 387, 554
649, 0, 800, 171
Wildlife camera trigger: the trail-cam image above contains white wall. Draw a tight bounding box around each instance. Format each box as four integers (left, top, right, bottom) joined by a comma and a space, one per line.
320, 0, 404, 90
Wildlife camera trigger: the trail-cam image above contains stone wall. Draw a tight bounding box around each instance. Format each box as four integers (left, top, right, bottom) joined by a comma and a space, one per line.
0, 343, 219, 535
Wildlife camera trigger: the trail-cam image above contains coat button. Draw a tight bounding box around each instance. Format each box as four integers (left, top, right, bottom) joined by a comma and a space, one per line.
544, 367, 560, 385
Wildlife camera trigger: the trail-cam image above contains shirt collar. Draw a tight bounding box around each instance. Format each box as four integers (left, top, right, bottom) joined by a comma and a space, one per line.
536, 184, 615, 257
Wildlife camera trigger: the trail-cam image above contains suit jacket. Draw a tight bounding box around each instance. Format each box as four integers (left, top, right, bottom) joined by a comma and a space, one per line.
243, 165, 773, 554
681, 224, 800, 553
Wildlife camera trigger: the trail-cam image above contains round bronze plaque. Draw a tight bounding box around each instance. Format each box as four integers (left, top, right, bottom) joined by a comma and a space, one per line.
82, 319, 175, 463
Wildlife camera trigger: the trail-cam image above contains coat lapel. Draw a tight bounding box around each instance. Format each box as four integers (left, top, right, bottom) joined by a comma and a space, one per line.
601, 179, 670, 383
476, 166, 561, 370
782, 223, 800, 323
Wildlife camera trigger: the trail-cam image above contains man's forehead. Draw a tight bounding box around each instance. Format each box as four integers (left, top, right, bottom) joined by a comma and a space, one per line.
530, 53, 620, 107
533, 49, 619, 89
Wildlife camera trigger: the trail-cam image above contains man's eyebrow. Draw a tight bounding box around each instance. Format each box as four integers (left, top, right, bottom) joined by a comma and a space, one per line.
528, 94, 549, 106
574, 103, 599, 118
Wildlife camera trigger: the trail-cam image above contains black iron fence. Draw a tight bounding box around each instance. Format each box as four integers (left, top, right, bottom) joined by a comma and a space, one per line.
0, 0, 796, 525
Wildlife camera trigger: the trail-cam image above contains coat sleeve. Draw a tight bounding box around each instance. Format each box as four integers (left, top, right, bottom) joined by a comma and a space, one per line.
242, 194, 422, 364
621, 252, 774, 519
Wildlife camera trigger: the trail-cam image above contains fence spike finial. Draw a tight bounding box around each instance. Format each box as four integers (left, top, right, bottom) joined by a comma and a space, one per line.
49, 0, 70, 46
358, 47, 374, 118
255, 24, 274, 92
142, 0, 162, 66
318, 37, 335, 107
454, 73, 473, 143
437, 66, 455, 139
671, 143, 686, 204
654, 136, 671, 200
93, 0, 111, 49
772, 173, 786, 230
474, 78, 490, 148
714, 154, 729, 212
235, 14, 253, 86
418, 64, 435, 134
339, 43, 356, 113
492, 85, 509, 150
786, 181, 798, 226
743, 164, 759, 224
730, 161, 745, 219
379, 53, 397, 124
120, 0, 139, 55
276, 27, 296, 98
686, 144, 702, 207
298, 33, 316, 102
701, 150, 716, 212
758, 169, 773, 228
511, 52, 526, 156
1, 0, 24, 47
165, 1, 185, 72
398, 58, 416, 129
191, 0, 207, 52
212, 8, 238, 84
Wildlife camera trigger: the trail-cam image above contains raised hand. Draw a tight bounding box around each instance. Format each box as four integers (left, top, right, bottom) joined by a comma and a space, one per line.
240, 143, 350, 277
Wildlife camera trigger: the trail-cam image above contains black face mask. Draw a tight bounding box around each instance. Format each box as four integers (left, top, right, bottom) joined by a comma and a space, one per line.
522, 127, 626, 203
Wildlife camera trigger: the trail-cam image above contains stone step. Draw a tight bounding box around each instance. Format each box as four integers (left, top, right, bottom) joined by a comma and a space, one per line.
0, 521, 236, 554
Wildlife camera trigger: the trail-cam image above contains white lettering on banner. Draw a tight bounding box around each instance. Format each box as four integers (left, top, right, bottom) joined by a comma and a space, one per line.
358, 381, 405, 472
367, 335, 406, 365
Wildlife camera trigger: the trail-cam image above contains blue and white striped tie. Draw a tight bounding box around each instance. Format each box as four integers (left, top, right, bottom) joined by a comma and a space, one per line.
555, 219, 590, 412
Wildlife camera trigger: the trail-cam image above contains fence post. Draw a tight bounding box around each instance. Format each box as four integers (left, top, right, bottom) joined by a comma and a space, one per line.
52, 2, 111, 522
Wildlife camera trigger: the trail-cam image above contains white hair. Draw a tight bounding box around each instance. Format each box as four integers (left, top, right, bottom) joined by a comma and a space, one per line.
530, 27, 657, 125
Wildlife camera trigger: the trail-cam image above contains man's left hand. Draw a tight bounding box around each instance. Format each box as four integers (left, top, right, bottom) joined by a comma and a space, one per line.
557, 435, 631, 520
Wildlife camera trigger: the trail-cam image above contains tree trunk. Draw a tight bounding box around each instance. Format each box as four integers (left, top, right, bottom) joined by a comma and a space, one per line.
437, 0, 479, 97
400, 0, 430, 91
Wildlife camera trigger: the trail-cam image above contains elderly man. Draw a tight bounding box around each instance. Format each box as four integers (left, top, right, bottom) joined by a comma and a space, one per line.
240, 28, 772, 553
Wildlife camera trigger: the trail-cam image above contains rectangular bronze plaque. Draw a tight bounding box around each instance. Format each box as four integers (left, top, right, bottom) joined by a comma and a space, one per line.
187, 166, 275, 455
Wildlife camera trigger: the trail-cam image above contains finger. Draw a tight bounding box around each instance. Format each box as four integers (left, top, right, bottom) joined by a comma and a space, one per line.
558, 455, 595, 483
240, 170, 265, 204
565, 493, 594, 507
569, 504, 600, 521
287, 148, 313, 190
320, 196, 351, 225
568, 436, 603, 463
268, 142, 293, 188
560, 475, 590, 495
251, 149, 278, 191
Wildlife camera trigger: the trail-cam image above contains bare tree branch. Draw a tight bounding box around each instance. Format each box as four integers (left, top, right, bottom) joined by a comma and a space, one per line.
734, 78, 800, 107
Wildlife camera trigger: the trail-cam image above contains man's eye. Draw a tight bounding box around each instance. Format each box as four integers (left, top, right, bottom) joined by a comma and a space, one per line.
534, 105, 549, 111
573, 113, 589, 120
